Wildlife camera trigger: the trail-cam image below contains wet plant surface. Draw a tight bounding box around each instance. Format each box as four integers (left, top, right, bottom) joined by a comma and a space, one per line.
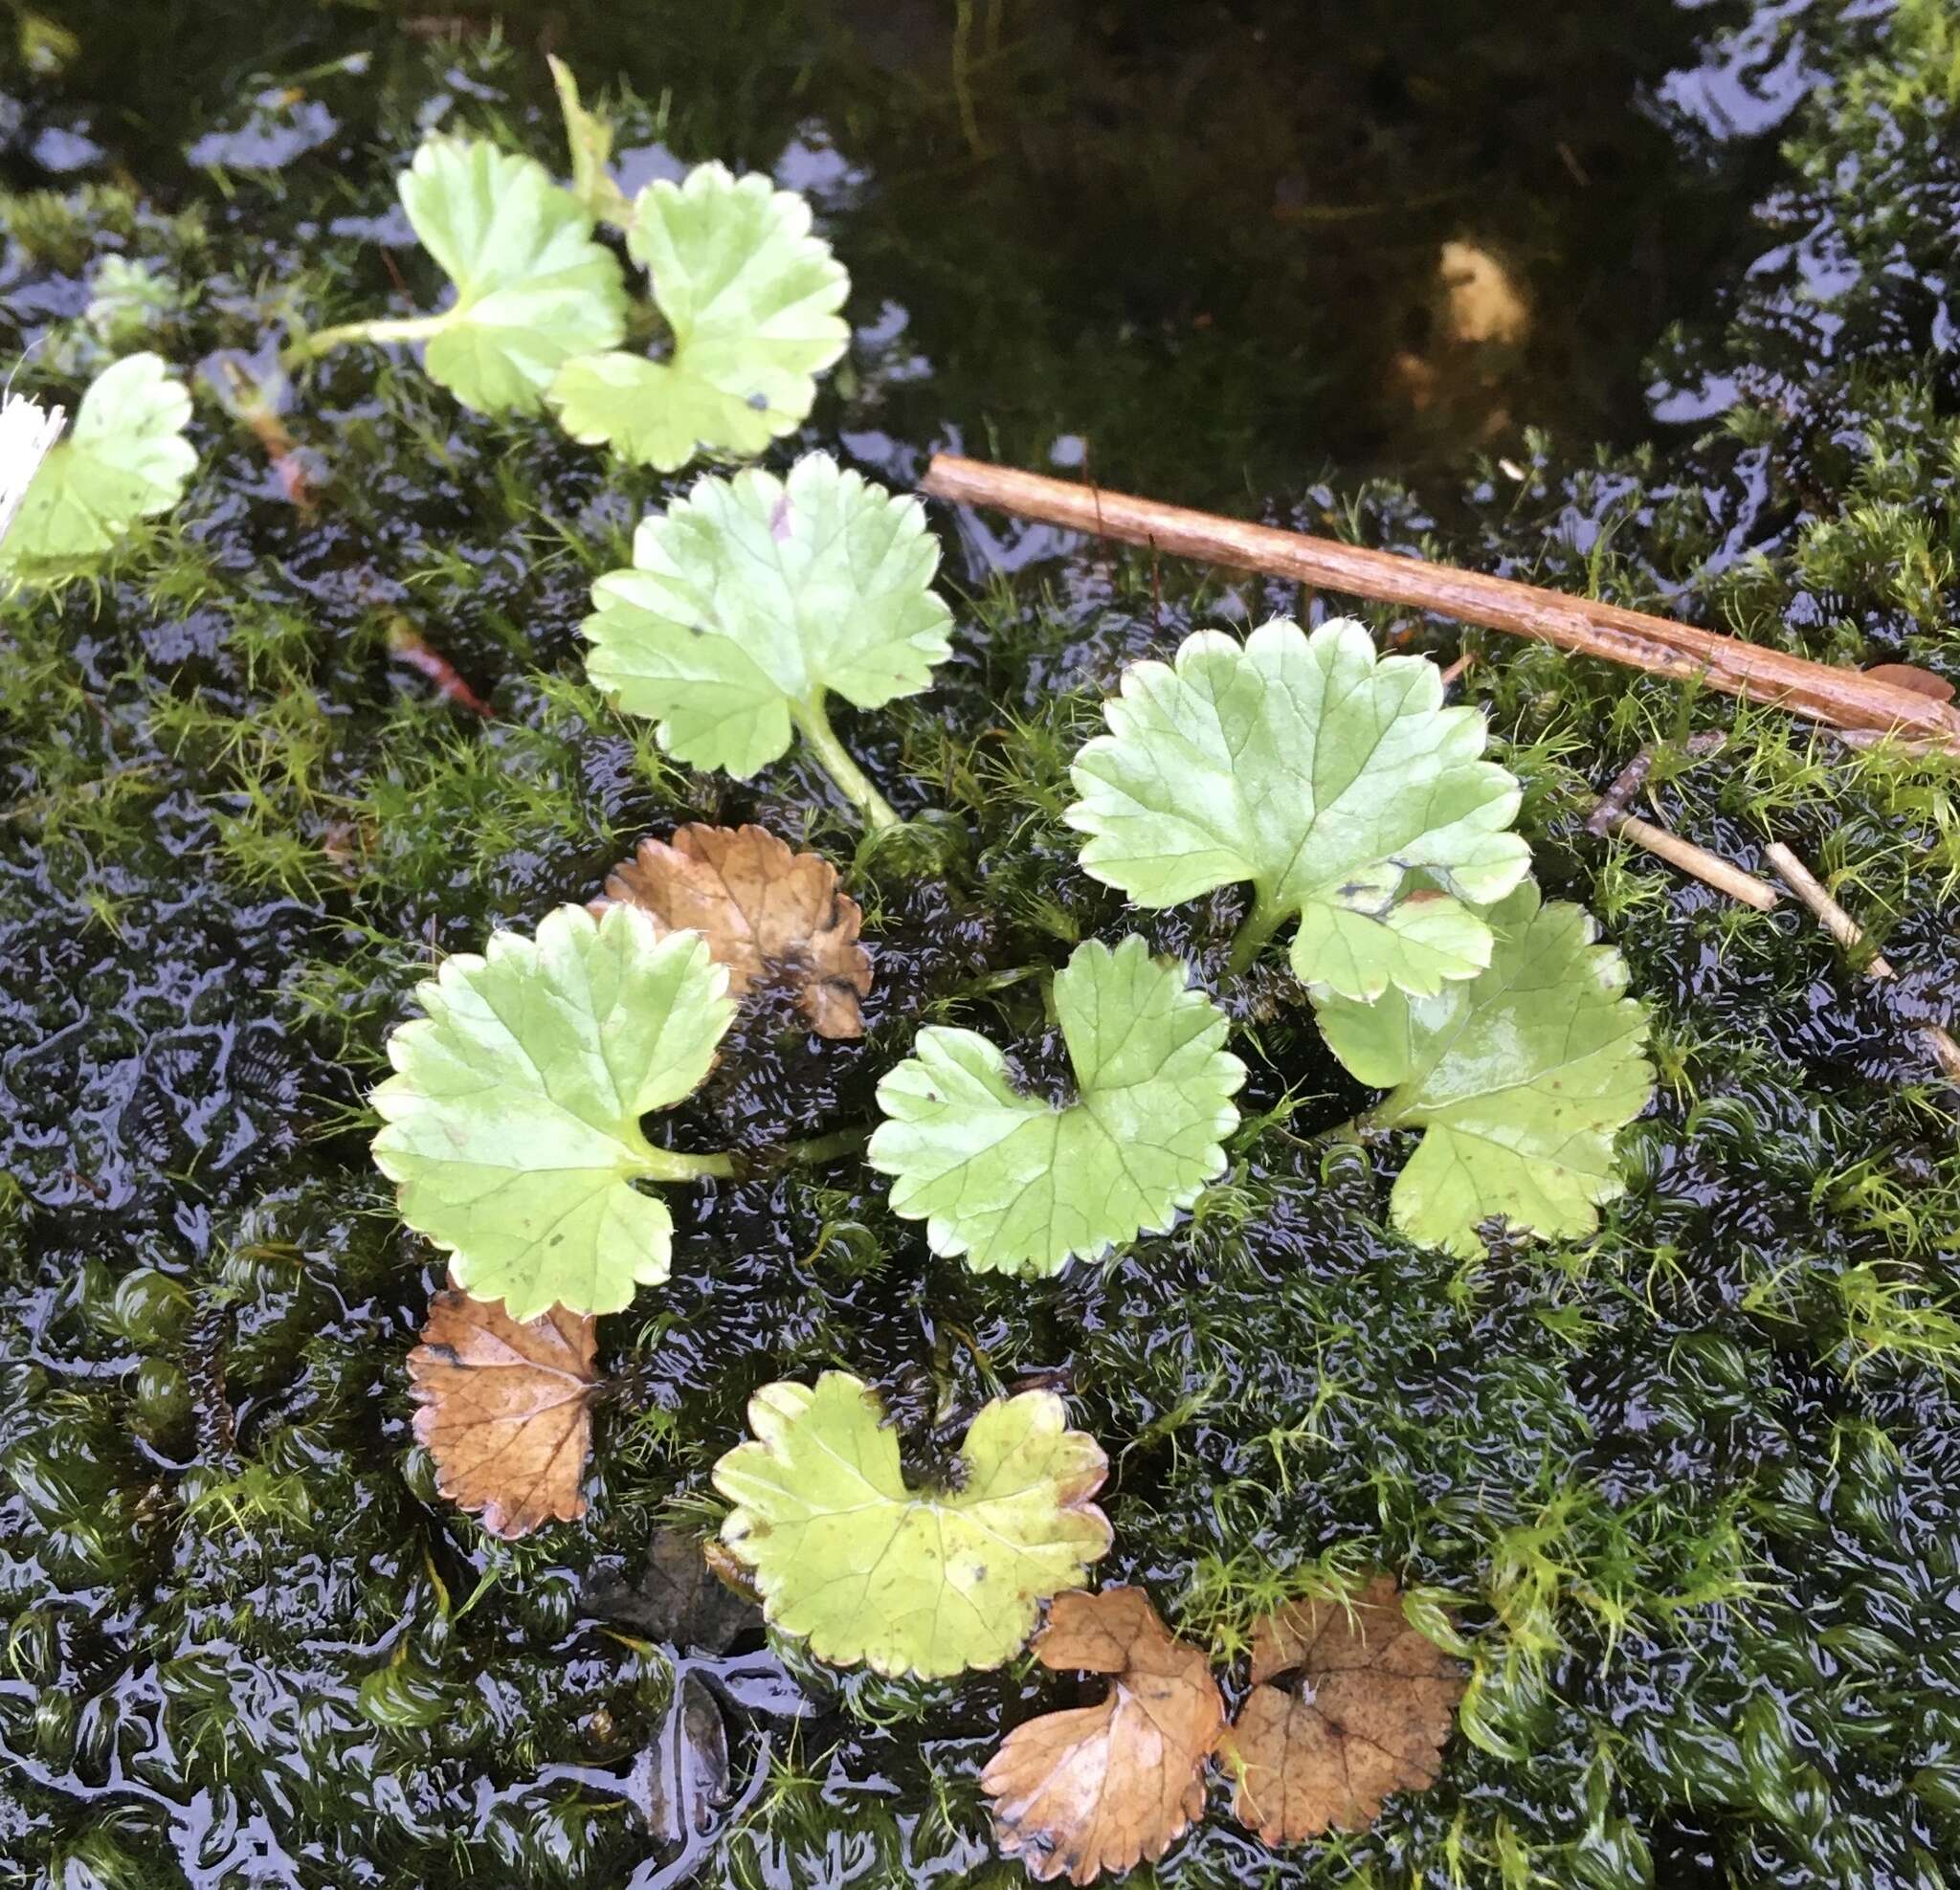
5, 2, 1960, 1886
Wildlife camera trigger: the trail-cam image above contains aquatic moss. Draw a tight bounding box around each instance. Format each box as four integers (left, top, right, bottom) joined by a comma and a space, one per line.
5, 4, 1960, 1887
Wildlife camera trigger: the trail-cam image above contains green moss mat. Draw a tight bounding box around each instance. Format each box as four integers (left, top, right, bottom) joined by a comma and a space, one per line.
4, 4, 1960, 1886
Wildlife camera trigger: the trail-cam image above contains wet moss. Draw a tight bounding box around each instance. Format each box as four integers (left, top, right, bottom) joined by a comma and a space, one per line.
5, 2, 1960, 1887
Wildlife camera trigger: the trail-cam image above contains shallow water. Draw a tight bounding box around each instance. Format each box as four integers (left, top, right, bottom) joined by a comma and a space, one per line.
5, 3, 1960, 1887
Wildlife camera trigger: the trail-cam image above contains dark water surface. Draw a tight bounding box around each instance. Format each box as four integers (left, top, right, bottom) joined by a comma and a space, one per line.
6, 3, 1960, 1887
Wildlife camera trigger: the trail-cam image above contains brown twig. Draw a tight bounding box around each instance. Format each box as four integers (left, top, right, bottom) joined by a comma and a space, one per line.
920, 455, 1960, 753
1596, 812, 1780, 911
1764, 841, 1960, 1083
1585, 730, 1726, 837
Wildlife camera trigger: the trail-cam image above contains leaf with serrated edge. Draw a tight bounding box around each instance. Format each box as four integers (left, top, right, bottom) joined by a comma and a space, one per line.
598, 823, 871, 1038
982, 1587, 1223, 1885
547, 163, 848, 470
396, 138, 626, 414
1225, 1572, 1465, 1846
713, 1371, 1111, 1679
3, 354, 193, 569
371, 903, 734, 1320
1314, 881, 1654, 1257
581, 451, 951, 778
867, 936, 1243, 1277
1066, 618, 1530, 1001
408, 1287, 597, 1539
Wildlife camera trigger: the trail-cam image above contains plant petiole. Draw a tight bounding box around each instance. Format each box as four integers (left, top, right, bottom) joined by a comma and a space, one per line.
1226, 887, 1288, 975
639, 1126, 867, 1186
282, 313, 452, 368
791, 694, 902, 830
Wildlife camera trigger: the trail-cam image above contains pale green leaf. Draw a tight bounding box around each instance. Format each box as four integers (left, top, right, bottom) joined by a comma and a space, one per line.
1314, 881, 1654, 1257
370, 903, 735, 1321
1066, 618, 1531, 1002
547, 56, 632, 228
396, 137, 627, 414
2, 352, 194, 571
582, 450, 952, 777
866, 935, 1245, 1276
546, 162, 848, 470
714, 1371, 1112, 1678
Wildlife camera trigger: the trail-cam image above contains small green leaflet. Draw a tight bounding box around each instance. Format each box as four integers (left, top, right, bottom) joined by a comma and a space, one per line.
867, 935, 1245, 1276
370, 903, 735, 1321
547, 163, 849, 470
1314, 882, 1654, 1257
1, 353, 194, 572
395, 138, 627, 414
1066, 618, 1531, 1002
86, 257, 182, 345
582, 451, 952, 778
546, 56, 632, 228
714, 1371, 1112, 1679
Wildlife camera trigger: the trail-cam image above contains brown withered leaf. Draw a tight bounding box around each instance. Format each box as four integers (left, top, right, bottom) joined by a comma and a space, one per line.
598, 823, 871, 1038
981, 1587, 1223, 1885
1225, 1573, 1465, 1846
408, 1288, 598, 1539
1864, 661, 1956, 704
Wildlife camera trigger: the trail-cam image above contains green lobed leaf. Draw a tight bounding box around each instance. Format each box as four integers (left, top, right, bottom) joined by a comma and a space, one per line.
546, 162, 849, 470
396, 137, 627, 414
1, 352, 194, 572
866, 935, 1245, 1276
370, 903, 735, 1320
714, 1371, 1113, 1679
1065, 618, 1531, 1002
1314, 881, 1654, 1257
581, 450, 952, 777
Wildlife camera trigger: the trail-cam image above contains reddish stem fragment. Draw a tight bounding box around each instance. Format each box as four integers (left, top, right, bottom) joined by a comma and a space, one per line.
385, 615, 494, 717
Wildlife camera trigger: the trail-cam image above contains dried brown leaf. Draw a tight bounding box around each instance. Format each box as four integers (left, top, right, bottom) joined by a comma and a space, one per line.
408, 1287, 598, 1539
1864, 661, 1956, 703
1226, 1573, 1465, 1846
598, 823, 871, 1038
981, 1587, 1223, 1885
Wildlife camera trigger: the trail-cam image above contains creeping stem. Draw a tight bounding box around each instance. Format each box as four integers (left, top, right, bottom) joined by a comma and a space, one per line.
1226, 886, 1288, 975
791, 695, 901, 831
638, 1127, 867, 1186
282, 313, 452, 367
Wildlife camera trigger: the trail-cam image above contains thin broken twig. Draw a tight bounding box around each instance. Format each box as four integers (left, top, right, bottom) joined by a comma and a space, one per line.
1599, 812, 1779, 912
919, 456, 1960, 753
1585, 731, 1726, 837
1764, 841, 1960, 1083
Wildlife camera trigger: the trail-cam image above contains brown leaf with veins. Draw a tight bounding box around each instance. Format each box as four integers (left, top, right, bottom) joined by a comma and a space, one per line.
1225, 1572, 1465, 1846
409, 1287, 598, 1539
597, 824, 871, 1038
981, 1586, 1223, 1885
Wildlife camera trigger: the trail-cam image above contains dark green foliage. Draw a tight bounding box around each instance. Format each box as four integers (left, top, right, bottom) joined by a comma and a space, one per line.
5, 4, 1960, 1888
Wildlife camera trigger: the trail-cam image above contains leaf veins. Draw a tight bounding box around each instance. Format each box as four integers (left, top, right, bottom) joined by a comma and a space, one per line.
408, 1286, 599, 1539
599, 823, 872, 1039
1224, 1573, 1465, 1846
981, 1586, 1223, 1884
